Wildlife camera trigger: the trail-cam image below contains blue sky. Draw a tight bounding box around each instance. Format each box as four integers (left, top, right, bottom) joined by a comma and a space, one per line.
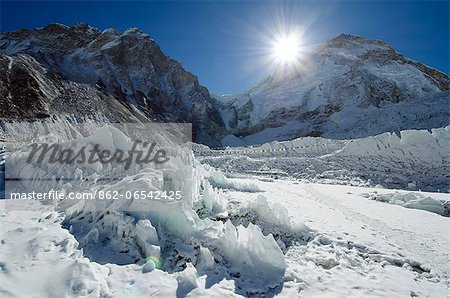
1, 1, 448, 94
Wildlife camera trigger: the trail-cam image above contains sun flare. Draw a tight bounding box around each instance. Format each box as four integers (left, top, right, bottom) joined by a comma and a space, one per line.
271, 34, 302, 65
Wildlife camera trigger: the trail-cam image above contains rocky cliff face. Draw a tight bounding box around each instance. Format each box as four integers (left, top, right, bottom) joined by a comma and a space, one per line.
0, 53, 143, 122
0, 23, 225, 145
216, 34, 449, 144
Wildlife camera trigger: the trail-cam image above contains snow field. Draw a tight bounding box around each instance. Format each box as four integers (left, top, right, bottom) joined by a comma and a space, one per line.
198, 126, 450, 193
1, 124, 449, 297
2, 125, 289, 296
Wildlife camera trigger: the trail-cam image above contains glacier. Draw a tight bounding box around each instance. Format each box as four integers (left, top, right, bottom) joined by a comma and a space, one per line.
1, 123, 449, 297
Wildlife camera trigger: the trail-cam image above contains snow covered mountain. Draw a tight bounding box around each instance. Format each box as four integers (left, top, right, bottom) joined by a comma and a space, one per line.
216, 34, 449, 145
2, 24, 450, 298
0, 23, 225, 145
1, 26, 449, 146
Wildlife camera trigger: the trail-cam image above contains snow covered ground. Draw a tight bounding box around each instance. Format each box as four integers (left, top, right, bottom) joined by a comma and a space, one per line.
1, 124, 449, 297
197, 126, 450, 193
225, 179, 450, 297
1, 178, 448, 297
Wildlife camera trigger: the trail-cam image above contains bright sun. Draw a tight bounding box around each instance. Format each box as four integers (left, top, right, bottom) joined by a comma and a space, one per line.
272, 34, 302, 65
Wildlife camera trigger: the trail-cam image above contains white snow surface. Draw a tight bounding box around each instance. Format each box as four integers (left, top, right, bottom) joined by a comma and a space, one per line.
1, 124, 449, 297
197, 126, 450, 193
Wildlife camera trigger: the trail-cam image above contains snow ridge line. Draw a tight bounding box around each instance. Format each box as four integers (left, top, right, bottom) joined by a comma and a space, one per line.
194, 140, 351, 155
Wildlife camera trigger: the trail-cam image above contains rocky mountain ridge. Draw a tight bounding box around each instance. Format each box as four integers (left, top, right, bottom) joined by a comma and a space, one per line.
1, 25, 448, 146
0, 23, 225, 145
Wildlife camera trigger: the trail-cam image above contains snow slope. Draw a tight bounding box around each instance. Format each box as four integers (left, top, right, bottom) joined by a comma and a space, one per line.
225, 91, 449, 146
215, 34, 449, 144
